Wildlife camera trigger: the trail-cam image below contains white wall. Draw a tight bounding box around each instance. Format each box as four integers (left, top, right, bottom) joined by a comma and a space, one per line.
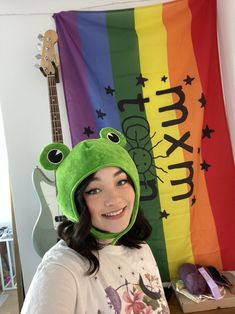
0, 13, 68, 291
0, 0, 234, 293
0, 106, 12, 228
217, 0, 235, 159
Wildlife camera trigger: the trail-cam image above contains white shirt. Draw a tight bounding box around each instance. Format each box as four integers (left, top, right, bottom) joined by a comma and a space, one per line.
21, 240, 170, 313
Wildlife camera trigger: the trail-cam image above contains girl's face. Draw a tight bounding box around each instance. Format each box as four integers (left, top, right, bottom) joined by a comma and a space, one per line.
83, 167, 135, 234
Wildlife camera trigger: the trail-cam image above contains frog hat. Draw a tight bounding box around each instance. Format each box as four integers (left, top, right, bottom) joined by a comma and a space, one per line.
40, 127, 140, 244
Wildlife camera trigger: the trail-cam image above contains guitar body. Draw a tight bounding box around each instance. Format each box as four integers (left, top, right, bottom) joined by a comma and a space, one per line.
32, 167, 57, 257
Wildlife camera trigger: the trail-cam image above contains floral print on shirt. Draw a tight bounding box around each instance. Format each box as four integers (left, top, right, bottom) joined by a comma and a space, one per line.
105, 272, 168, 314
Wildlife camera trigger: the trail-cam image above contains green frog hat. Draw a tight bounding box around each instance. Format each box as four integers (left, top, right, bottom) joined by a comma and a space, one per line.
40, 127, 140, 244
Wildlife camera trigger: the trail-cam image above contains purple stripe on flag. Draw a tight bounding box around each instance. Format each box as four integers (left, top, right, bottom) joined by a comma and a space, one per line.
77, 12, 121, 132
54, 11, 98, 146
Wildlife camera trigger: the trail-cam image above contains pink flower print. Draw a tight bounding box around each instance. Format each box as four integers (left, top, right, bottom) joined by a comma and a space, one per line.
123, 290, 146, 314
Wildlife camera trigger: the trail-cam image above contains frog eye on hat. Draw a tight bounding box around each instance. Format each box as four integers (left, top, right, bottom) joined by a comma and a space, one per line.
100, 127, 126, 147
40, 143, 70, 170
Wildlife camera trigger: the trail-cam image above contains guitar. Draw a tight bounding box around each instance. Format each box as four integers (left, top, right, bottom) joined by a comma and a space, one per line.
32, 30, 66, 258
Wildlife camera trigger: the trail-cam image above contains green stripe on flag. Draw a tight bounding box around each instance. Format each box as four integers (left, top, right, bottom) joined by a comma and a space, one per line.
106, 9, 170, 281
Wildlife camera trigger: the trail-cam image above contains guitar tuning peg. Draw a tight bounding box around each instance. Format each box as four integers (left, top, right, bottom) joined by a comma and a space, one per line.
37, 33, 44, 41
35, 54, 42, 60
37, 42, 42, 51
35, 64, 47, 77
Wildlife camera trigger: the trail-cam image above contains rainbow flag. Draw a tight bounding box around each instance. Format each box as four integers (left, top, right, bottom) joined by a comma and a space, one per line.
54, 0, 235, 282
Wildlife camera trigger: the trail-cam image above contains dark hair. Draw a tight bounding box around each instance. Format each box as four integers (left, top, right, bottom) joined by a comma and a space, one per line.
58, 172, 152, 275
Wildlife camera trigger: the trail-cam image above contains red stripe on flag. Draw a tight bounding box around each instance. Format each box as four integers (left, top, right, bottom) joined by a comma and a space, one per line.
190, 0, 235, 269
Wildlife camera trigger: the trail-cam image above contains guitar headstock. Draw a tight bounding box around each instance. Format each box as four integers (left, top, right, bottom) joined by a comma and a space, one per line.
39, 30, 59, 79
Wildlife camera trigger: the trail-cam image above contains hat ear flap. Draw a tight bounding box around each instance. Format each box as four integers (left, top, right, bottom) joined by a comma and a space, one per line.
40, 143, 70, 171
100, 127, 126, 147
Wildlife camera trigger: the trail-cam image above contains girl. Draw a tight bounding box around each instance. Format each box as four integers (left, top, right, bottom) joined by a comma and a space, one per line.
21, 127, 170, 314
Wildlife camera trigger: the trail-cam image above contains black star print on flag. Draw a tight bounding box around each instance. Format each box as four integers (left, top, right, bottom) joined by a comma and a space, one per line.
83, 126, 94, 138
104, 85, 115, 95
161, 75, 168, 82
96, 109, 106, 120
198, 93, 206, 107
183, 75, 195, 85
159, 210, 170, 219
191, 196, 196, 205
136, 73, 148, 87
200, 160, 211, 171
202, 125, 215, 139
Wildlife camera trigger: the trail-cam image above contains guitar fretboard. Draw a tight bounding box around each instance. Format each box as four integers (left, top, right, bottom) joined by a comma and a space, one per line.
48, 74, 63, 143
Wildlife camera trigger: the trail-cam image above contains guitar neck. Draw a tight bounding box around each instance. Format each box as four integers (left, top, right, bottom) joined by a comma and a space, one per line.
48, 74, 63, 143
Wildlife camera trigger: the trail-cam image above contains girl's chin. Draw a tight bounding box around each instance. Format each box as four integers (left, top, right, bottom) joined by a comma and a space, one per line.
92, 212, 132, 235
93, 223, 130, 236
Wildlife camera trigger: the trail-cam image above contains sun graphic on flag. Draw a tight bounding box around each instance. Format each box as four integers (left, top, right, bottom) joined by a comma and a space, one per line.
122, 117, 168, 184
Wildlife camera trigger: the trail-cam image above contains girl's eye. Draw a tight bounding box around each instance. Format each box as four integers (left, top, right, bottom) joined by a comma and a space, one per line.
85, 188, 101, 195
118, 179, 128, 186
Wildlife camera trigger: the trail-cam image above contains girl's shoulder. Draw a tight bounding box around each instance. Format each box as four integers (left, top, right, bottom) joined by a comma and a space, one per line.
140, 242, 156, 255
39, 240, 86, 273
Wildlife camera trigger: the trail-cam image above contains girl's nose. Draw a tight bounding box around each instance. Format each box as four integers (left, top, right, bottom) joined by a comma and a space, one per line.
104, 189, 121, 207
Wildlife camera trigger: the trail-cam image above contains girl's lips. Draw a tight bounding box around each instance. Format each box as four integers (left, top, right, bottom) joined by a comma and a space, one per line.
102, 206, 126, 219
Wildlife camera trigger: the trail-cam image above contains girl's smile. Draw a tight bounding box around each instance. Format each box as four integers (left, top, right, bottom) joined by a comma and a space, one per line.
102, 206, 126, 218
83, 167, 135, 234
